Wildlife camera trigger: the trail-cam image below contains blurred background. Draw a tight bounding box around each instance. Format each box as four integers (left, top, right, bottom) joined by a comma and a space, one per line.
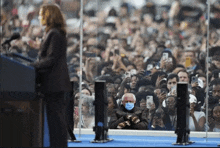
1, 0, 220, 135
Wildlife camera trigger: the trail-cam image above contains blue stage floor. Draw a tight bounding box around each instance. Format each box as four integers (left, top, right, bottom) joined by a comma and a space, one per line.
43, 109, 220, 147
67, 134, 220, 147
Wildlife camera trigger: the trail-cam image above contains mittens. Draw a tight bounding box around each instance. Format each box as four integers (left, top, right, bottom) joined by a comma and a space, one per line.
131, 115, 140, 124
117, 121, 131, 129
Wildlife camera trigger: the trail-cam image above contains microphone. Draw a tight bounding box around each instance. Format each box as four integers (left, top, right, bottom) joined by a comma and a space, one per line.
2, 32, 21, 46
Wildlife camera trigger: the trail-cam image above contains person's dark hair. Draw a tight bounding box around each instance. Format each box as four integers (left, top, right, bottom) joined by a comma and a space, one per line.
86, 10, 95, 17
176, 64, 185, 69
124, 84, 131, 91
107, 94, 118, 109
167, 73, 179, 82
196, 72, 206, 78
108, 8, 118, 16
113, 75, 123, 83
191, 86, 205, 111
211, 69, 220, 79
136, 78, 152, 89
101, 67, 114, 75
210, 103, 220, 120
82, 87, 92, 96
135, 90, 159, 109
210, 78, 220, 87
151, 71, 168, 87
126, 63, 137, 69
121, 3, 129, 9
40, 4, 66, 36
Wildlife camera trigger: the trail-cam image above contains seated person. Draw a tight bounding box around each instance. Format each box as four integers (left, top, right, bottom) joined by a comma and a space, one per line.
135, 91, 159, 123
189, 94, 206, 131
148, 104, 173, 131
107, 95, 118, 122
209, 104, 220, 132
77, 97, 95, 128
108, 93, 148, 129
163, 95, 177, 130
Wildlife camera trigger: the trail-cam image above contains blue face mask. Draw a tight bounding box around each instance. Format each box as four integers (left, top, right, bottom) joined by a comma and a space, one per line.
125, 103, 134, 110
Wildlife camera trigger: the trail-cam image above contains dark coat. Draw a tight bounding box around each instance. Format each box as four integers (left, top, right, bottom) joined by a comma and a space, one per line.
32, 28, 72, 93
108, 105, 149, 130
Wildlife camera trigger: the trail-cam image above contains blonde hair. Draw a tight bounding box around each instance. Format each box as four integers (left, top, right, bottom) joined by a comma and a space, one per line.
40, 4, 66, 36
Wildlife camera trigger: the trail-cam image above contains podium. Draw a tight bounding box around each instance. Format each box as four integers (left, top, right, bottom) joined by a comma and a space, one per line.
0, 53, 44, 147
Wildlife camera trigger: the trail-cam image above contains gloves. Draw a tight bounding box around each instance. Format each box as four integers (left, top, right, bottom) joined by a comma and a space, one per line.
124, 114, 132, 121
117, 121, 131, 129
123, 114, 140, 124
130, 115, 140, 124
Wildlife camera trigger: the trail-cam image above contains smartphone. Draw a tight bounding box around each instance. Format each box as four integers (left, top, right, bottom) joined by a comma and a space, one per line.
74, 107, 79, 116
84, 52, 97, 57
127, 36, 132, 45
146, 95, 154, 109
130, 69, 137, 75
191, 76, 198, 83
147, 64, 153, 71
185, 57, 191, 67
162, 53, 168, 60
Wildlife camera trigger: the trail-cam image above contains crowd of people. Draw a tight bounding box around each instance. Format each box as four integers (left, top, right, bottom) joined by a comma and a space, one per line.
1, 0, 220, 132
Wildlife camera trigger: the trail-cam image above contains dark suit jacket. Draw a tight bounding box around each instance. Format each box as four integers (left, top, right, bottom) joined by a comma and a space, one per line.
109, 105, 149, 130
32, 28, 72, 93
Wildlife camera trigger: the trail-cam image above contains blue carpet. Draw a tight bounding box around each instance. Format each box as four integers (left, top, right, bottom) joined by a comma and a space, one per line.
68, 135, 220, 147
43, 107, 220, 147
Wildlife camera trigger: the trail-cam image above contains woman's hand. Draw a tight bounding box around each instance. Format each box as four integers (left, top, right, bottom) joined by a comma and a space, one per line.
149, 103, 156, 112
157, 92, 167, 105
191, 82, 199, 88
155, 75, 166, 88
190, 106, 195, 117
160, 59, 166, 69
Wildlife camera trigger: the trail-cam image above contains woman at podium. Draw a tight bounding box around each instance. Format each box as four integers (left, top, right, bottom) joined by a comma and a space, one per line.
31, 3, 72, 148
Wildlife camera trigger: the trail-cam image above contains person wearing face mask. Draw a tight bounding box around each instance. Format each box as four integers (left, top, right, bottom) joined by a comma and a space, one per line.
108, 93, 148, 129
